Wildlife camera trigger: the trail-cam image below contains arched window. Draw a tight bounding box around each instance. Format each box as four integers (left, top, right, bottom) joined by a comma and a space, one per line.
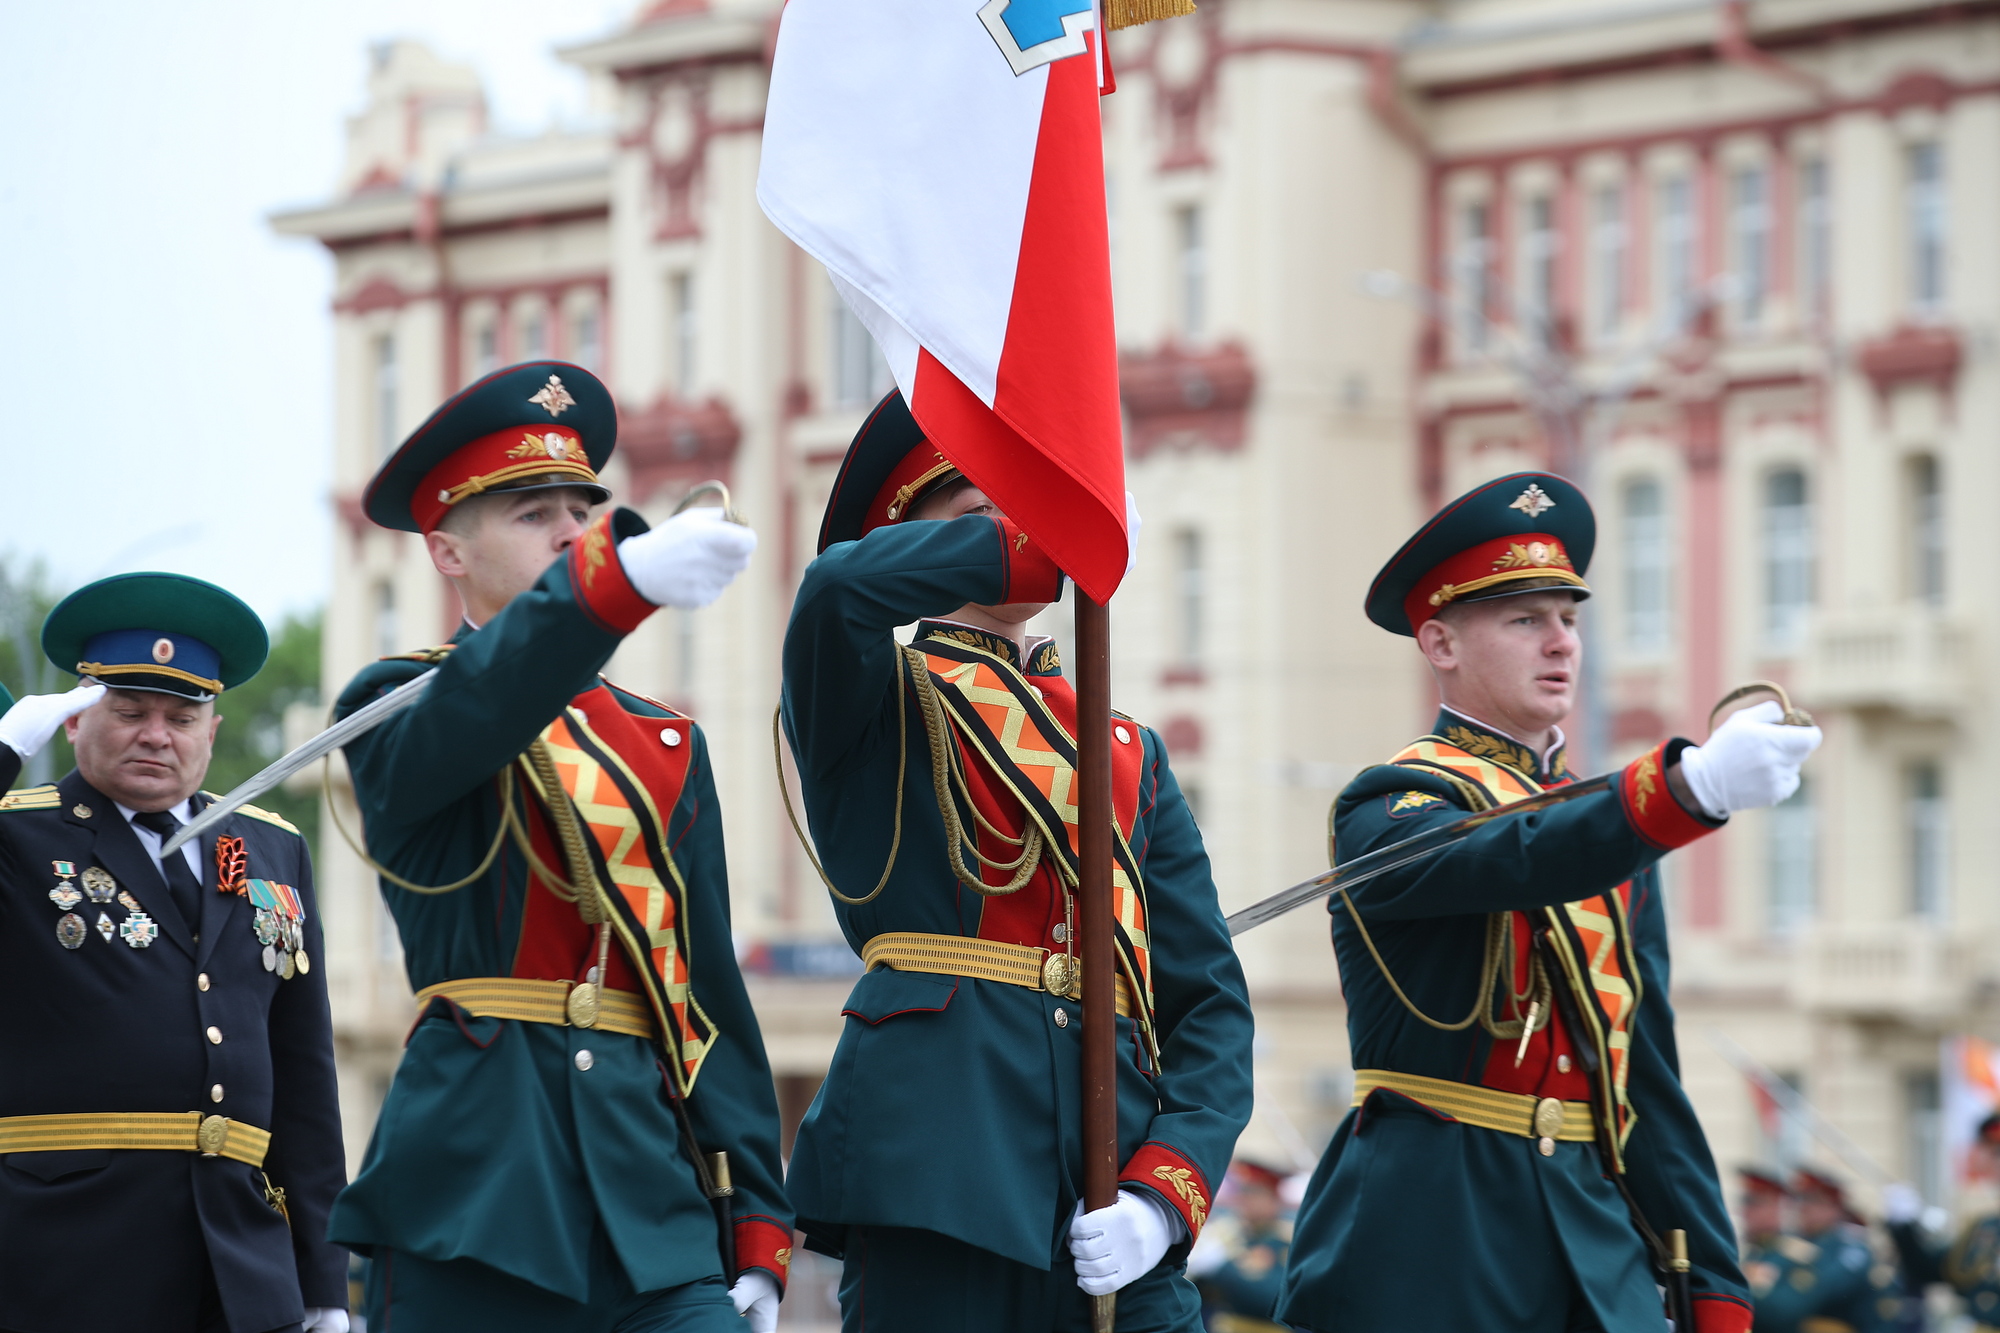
1620, 477, 1669, 655
1762, 468, 1813, 651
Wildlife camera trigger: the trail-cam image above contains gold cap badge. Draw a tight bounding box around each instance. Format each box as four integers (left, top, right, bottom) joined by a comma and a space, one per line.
529, 375, 576, 418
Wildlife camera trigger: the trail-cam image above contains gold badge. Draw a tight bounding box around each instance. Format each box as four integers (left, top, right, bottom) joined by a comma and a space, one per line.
82, 867, 117, 903
1509, 483, 1556, 519
152, 637, 175, 664
197, 1115, 229, 1156
1042, 952, 1082, 1000
529, 375, 576, 417
72, 804, 92, 819
567, 981, 600, 1029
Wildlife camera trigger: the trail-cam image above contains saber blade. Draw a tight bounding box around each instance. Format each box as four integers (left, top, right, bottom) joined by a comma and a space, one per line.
161, 668, 439, 856
1224, 774, 1613, 936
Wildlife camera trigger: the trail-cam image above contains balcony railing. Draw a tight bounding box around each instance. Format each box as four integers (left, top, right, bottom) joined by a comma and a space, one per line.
1797, 607, 1975, 717
1794, 920, 1986, 1018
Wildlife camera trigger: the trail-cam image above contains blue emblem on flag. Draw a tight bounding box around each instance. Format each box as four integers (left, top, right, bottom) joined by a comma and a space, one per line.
978, 0, 1096, 76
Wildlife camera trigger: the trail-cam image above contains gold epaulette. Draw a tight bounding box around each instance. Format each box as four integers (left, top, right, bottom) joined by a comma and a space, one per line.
0, 785, 60, 812
379, 644, 457, 665
201, 794, 302, 835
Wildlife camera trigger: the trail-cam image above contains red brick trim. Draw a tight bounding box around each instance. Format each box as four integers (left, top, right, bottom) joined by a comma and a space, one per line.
996, 517, 1064, 604
567, 510, 657, 635
1117, 1141, 1213, 1241
1619, 740, 1718, 852
1693, 1293, 1753, 1333
734, 1216, 794, 1292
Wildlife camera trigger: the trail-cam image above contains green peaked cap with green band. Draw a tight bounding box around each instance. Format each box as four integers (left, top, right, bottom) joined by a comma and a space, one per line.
42, 572, 269, 701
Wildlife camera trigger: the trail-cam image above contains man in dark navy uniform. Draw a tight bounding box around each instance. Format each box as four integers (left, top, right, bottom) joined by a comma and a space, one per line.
0, 573, 349, 1333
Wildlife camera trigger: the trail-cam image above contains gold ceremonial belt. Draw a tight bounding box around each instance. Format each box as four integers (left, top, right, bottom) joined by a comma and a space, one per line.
1352, 1069, 1595, 1145
0, 1112, 270, 1167
862, 932, 1134, 1017
415, 977, 654, 1039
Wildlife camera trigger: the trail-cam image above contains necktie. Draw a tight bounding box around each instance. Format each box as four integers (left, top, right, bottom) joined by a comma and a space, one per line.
132, 809, 203, 934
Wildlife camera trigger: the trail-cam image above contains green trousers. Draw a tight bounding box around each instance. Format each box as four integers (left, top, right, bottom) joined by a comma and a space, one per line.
363, 1226, 737, 1333
838, 1225, 1203, 1333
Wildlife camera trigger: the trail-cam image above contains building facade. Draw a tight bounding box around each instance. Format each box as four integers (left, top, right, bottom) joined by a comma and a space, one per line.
276, 0, 2000, 1248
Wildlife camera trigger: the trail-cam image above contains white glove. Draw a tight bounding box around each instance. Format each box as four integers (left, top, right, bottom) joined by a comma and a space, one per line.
728, 1269, 781, 1332
302, 1310, 350, 1333
616, 507, 757, 610
1069, 1188, 1180, 1297
1678, 700, 1822, 819
1883, 1182, 1924, 1225
1124, 491, 1142, 578
0, 680, 104, 759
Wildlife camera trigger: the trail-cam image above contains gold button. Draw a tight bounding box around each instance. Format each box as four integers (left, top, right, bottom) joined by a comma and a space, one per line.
1556, 1054, 1571, 1074
197, 973, 210, 992
210, 1084, 224, 1103
206, 1026, 222, 1045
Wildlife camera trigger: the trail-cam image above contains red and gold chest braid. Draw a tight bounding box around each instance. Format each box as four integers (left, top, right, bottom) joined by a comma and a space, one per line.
912, 633, 1155, 1054
514, 685, 717, 1093
1389, 735, 1645, 1164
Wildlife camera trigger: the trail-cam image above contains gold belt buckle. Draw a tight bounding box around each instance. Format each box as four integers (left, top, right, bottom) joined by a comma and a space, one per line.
1041, 952, 1082, 1000
1533, 1097, 1564, 1157
197, 1115, 230, 1157
566, 981, 600, 1029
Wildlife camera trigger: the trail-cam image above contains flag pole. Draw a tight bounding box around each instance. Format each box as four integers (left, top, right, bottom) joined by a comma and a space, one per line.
1076, 590, 1118, 1333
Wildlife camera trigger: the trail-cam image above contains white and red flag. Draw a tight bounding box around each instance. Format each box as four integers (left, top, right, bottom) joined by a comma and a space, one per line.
758, 0, 1130, 601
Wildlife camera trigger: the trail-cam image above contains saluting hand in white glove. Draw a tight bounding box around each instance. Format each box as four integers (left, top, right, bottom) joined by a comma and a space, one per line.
1677, 700, 1822, 819
616, 507, 757, 610
301, 1309, 350, 1333
728, 1270, 781, 1332
0, 680, 105, 759
1068, 1189, 1180, 1297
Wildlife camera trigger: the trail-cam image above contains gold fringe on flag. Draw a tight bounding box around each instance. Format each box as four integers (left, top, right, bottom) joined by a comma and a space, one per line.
1105, 0, 1195, 31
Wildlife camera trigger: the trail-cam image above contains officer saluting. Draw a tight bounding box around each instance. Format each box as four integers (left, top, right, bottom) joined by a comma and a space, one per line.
1277, 473, 1821, 1333
323, 362, 790, 1332
780, 394, 1254, 1330
0, 574, 349, 1333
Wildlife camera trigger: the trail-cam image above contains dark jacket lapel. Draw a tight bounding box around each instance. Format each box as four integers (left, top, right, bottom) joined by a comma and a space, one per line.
57, 772, 196, 960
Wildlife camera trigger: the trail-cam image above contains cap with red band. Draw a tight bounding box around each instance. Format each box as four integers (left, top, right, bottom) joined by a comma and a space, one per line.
1364, 471, 1596, 637
364, 360, 616, 535
818, 391, 965, 552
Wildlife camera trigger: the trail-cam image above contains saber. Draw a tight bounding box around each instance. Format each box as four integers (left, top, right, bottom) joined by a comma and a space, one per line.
1225, 775, 1613, 936
1226, 680, 1815, 937
161, 669, 437, 856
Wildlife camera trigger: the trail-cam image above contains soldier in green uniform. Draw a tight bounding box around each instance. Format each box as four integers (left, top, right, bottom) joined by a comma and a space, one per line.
1781, 1171, 1901, 1333
779, 392, 1255, 1331
323, 362, 790, 1332
1185, 1160, 1290, 1333
1738, 1167, 1819, 1332
1277, 472, 1822, 1333
1888, 1114, 2000, 1328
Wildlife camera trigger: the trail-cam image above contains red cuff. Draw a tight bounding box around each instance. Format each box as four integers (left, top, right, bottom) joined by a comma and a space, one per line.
1620, 740, 1715, 852
733, 1216, 793, 1292
1693, 1294, 1753, 1333
1117, 1142, 1212, 1242
568, 511, 657, 635
995, 518, 1064, 604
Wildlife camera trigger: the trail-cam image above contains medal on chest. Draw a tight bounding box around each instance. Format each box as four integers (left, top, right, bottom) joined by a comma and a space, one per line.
48, 859, 154, 950
215, 834, 310, 979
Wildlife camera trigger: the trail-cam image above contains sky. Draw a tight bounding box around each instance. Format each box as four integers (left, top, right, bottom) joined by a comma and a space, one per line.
1, 1, 634, 624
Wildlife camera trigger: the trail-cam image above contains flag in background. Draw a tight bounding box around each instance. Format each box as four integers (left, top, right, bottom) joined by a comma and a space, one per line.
758, 0, 1131, 601
1944, 1035, 2000, 1184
